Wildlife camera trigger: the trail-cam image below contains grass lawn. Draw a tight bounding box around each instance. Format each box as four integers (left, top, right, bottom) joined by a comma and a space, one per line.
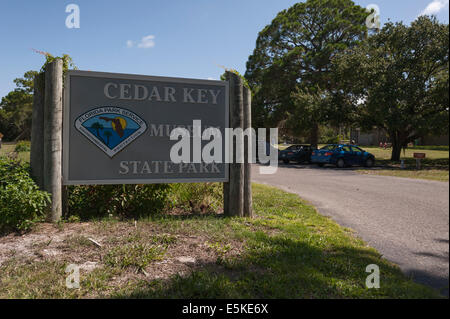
0, 184, 441, 298
0, 142, 30, 162
276, 143, 449, 182
357, 146, 449, 182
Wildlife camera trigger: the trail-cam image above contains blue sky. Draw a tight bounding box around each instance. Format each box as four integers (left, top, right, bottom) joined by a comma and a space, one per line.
0, 0, 448, 99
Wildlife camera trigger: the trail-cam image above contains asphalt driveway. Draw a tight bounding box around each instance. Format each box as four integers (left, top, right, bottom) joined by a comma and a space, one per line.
252, 163, 449, 296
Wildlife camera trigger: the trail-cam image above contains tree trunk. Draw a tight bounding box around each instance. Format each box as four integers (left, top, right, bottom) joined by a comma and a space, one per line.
390, 131, 403, 161
391, 142, 402, 161
310, 123, 319, 149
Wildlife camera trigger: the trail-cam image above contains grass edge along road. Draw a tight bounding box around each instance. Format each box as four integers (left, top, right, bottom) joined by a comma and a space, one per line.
0, 184, 441, 298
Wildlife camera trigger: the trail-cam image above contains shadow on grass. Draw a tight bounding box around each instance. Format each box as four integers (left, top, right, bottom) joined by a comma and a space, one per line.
112, 232, 441, 299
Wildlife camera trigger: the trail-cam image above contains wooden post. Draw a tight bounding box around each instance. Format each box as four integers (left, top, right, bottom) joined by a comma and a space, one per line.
43, 59, 63, 222
30, 73, 45, 189
243, 86, 253, 218
223, 72, 231, 216
228, 72, 244, 217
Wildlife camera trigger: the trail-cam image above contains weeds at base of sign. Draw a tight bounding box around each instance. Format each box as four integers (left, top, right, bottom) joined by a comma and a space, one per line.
65, 182, 223, 222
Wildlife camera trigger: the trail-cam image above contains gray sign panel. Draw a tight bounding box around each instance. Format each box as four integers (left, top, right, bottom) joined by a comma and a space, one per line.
63, 70, 229, 185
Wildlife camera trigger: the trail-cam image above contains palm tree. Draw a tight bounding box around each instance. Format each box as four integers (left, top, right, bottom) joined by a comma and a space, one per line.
104, 130, 112, 147
91, 122, 104, 138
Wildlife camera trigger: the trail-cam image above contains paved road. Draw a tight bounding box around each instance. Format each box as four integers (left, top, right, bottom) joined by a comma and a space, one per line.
252, 163, 449, 296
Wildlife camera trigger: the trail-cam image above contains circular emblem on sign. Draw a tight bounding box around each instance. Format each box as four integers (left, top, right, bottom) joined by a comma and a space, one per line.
75, 107, 147, 158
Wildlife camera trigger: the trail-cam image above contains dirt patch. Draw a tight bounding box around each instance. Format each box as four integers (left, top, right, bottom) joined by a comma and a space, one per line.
0, 223, 93, 266
0, 221, 246, 284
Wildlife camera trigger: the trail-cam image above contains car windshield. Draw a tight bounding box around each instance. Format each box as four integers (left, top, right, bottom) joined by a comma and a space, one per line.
320, 145, 337, 151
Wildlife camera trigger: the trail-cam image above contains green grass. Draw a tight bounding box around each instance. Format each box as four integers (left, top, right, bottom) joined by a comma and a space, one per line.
277, 143, 448, 182
0, 142, 30, 162
358, 146, 449, 182
0, 184, 441, 298
104, 243, 166, 271
361, 146, 448, 161
408, 145, 449, 151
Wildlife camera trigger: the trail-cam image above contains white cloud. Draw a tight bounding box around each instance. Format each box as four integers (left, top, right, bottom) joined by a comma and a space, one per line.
126, 35, 156, 49
137, 35, 156, 48
207, 77, 215, 80
420, 0, 449, 16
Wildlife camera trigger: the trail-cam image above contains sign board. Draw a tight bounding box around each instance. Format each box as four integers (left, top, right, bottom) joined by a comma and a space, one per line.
63, 70, 228, 185
413, 153, 426, 159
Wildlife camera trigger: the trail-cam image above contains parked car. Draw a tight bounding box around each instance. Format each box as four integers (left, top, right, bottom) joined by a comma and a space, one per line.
279, 144, 313, 164
311, 144, 375, 168
256, 141, 278, 163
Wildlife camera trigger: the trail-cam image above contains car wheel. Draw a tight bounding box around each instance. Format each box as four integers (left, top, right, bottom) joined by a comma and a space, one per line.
336, 158, 346, 168
317, 163, 324, 167
283, 159, 289, 164
365, 158, 374, 168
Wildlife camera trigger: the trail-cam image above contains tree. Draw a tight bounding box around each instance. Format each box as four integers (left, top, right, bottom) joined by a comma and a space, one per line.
0, 71, 38, 141
104, 130, 112, 146
333, 16, 449, 160
0, 52, 75, 142
91, 122, 104, 140
245, 0, 368, 147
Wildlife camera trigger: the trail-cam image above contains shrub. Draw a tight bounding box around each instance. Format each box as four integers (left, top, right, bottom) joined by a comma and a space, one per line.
0, 158, 50, 232
68, 183, 223, 220
68, 184, 171, 220
325, 136, 340, 144
14, 141, 31, 153
168, 183, 223, 212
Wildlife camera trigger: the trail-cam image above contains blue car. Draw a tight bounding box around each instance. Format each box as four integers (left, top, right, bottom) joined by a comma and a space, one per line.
311, 144, 375, 168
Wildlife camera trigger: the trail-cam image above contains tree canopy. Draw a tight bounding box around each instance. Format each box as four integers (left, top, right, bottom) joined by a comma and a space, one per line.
0, 71, 37, 141
0, 52, 75, 141
333, 16, 449, 160
245, 0, 368, 146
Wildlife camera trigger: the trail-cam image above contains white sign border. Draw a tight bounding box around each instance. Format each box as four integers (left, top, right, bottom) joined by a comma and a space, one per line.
63, 70, 229, 185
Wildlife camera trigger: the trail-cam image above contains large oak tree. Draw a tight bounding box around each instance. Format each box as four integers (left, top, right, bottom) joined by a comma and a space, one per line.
333, 16, 449, 160
245, 0, 368, 147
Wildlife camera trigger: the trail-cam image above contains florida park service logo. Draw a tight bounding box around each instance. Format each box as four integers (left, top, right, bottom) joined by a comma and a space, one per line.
75, 107, 147, 158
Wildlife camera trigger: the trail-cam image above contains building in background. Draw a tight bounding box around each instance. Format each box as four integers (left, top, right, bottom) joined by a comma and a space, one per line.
350, 128, 449, 146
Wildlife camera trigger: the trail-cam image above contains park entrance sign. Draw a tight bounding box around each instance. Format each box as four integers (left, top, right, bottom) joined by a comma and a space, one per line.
63, 71, 229, 185
31, 59, 250, 221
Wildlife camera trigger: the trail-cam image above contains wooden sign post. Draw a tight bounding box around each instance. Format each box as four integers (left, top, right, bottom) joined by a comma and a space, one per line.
30, 65, 252, 222
30, 73, 45, 189
223, 71, 253, 218
31, 59, 64, 222
43, 59, 63, 222
243, 85, 253, 218
413, 152, 426, 170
